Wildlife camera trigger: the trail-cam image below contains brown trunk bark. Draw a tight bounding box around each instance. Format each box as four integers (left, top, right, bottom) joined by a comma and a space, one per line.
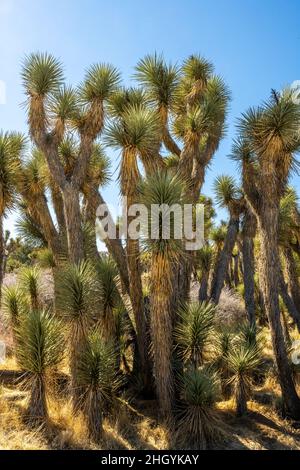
278, 269, 300, 332
28, 374, 48, 424
233, 252, 240, 287
242, 236, 256, 327
198, 270, 209, 301
258, 206, 300, 419
86, 186, 130, 295
284, 247, 300, 310
150, 253, 174, 416
126, 236, 152, 394
35, 194, 64, 261
210, 217, 239, 304
50, 183, 66, 236
235, 378, 247, 417
62, 183, 84, 264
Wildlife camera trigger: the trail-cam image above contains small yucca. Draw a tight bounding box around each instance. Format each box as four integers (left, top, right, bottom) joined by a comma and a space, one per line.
36, 248, 56, 269
2, 285, 28, 344
15, 309, 65, 424
174, 302, 216, 367
76, 331, 121, 442
55, 260, 102, 407
19, 265, 42, 310
177, 367, 223, 449
227, 343, 261, 416
212, 330, 235, 399
239, 322, 259, 348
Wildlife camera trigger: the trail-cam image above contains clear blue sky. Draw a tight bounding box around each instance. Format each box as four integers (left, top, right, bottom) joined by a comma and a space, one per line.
0, 0, 299, 234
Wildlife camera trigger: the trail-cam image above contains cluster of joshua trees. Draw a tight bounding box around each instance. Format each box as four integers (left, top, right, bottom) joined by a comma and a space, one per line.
0, 52, 300, 447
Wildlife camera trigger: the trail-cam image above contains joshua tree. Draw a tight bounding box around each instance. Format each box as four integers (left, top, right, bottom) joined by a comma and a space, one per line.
139, 171, 186, 416
15, 309, 65, 424
279, 189, 300, 311
22, 53, 121, 264
135, 54, 230, 303
241, 207, 257, 327
56, 260, 102, 408
19, 265, 42, 310
227, 342, 261, 416
2, 285, 27, 344
212, 330, 235, 399
0, 133, 22, 294
76, 331, 120, 442
235, 91, 300, 418
210, 175, 244, 303
178, 367, 222, 449
105, 104, 160, 389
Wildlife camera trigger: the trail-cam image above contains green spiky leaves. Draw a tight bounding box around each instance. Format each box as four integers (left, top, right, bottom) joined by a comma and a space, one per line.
105, 104, 160, 153
79, 63, 121, 105
22, 52, 64, 96
55, 260, 102, 324
15, 308, 65, 374
213, 175, 241, 208
76, 331, 120, 397
139, 170, 186, 258
49, 85, 79, 121
174, 302, 216, 366
135, 53, 179, 108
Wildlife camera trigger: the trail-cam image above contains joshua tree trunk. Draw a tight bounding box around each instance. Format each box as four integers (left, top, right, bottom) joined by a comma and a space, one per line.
127, 237, 152, 394
281, 309, 292, 347
233, 253, 240, 287
178, 254, 193, 302
210, 216, 239, 303
198, 271, 209, 301
284, 247, 300, 310
124, 152, 152, 394
85, 389, 103, 442
242, 236, 256, 327
86, 186, 130, 295
278, 269, 300, 332
258, 206, 300, 419
235, 377, 247, 417
50, 183, 67, 237
62, 183, 84, 264
150, 253, 174, 417
28, 374, 48, 424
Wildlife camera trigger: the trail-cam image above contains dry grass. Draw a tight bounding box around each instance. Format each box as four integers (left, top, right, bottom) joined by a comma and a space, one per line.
0, 384, 172, 450
1, 370, 300, 450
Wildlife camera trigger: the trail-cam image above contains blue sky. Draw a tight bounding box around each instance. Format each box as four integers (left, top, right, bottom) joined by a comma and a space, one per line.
0, 0, 299, 234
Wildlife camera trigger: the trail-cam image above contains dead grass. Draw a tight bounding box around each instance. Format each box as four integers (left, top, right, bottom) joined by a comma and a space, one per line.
1, 371, 300, 450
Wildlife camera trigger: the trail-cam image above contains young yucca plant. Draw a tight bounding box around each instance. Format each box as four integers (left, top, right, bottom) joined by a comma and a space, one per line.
2, 285, 28, 343
174, 302, 216, 368
227, 343, 262, 416
238, 322, 259, 348
177, 366, 222, 449
212, 330, 235, 399
15, 309, 65, 425
55, 260, 102, 407
36, 248, 56, 269
76, 331, 121, 442
19, 265, 42, 310
95, 257, 121, 342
